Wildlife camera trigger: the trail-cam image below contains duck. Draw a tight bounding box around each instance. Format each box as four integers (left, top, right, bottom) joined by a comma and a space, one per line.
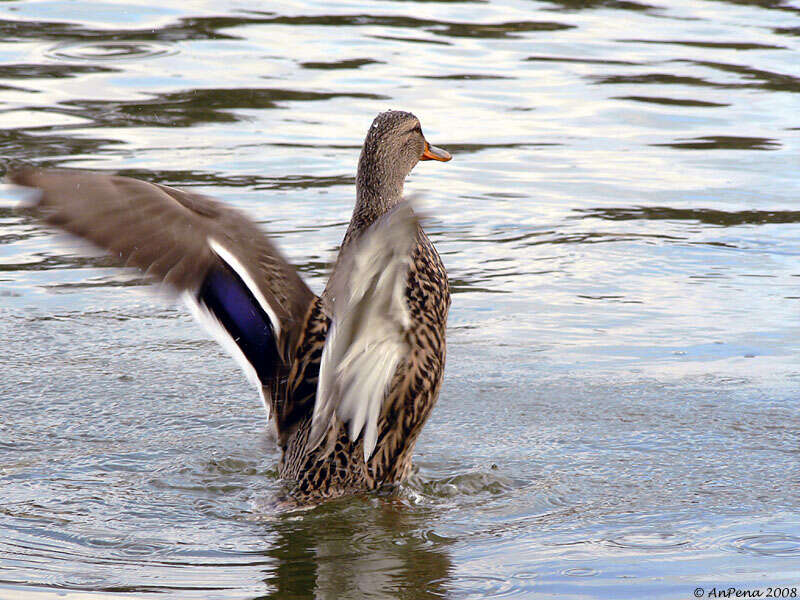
9, 110, 452, 502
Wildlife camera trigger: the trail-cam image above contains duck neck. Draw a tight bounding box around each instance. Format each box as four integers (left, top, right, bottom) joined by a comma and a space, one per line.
344, 150, 405, 246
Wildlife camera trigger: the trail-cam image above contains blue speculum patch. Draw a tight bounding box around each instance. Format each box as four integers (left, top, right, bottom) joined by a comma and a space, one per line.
197, 263, 279, 383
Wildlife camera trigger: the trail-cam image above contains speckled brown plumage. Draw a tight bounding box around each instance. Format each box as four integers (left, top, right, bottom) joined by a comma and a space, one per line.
8, 110, 452, 503
278, 226, 449, 500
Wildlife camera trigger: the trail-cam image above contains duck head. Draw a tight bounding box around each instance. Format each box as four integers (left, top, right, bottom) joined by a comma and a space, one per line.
355, 111, 451, 218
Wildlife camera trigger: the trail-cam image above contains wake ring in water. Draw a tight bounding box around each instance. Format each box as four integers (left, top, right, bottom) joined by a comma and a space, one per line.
562, 567, 598, 577
728, 533, 800, 557
606, 531, 691, 551
46, 41, 178, 62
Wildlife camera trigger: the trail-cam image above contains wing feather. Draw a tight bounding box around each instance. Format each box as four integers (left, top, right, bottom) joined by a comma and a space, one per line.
309, 202, 419, 460
8, 167, 315, 419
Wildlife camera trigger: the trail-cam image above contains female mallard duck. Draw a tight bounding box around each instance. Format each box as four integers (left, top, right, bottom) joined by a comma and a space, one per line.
9, 110, 452, 502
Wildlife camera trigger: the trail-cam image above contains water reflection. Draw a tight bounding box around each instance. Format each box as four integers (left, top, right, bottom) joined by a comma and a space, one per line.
579, 206, 800, 226
526, 54, 640, 65
620, 39, 786, 50
0, 63, 117, 79
538, 0, 655, 11
593, 61, 799, 93
259, 501, 452, 600
251, 14, 574, 38
592, 72, 729, 88
653, 135, 781, 150
59, 88, 387, 128
0, 15, 273, 43
0, 130, 121, 163
687, 60, 800, 93
716, 0, 800, 15
300, 58, 381, 70
613, 95, 729, 107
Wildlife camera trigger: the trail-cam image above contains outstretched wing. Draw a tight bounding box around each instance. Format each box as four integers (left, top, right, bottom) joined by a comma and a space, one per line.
8, 167, 315, 418
309, 202, 419, 460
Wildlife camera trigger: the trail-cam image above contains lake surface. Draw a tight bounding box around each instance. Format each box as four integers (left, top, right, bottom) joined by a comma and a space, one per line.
1, 0, 800, 598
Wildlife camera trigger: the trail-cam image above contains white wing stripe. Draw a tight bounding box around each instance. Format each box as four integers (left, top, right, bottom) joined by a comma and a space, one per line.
182, 292, 271, 420
208, 237, 282, 339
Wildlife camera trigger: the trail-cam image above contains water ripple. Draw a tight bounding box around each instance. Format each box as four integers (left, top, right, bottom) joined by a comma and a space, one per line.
605, 531, 692, 551
726, 533, 800, 557
442, 574, 517, 598
47, 41, 179, 62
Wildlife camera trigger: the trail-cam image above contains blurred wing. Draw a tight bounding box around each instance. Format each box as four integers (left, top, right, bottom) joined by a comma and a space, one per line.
309, 202, 418, 460
9, 167, 315, 416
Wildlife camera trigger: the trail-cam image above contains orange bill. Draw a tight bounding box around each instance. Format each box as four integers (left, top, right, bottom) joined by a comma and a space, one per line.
421, 141, 452, 162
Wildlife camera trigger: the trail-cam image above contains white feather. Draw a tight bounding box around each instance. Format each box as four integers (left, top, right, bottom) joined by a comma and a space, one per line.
182, 291, 271, 421
310, 203, 417, 461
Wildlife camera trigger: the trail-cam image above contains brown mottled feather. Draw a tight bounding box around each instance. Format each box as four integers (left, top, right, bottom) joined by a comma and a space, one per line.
278, 226, 449, 499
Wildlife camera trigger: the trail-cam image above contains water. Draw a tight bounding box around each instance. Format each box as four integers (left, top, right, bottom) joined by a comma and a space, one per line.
1, 0, 799, 598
